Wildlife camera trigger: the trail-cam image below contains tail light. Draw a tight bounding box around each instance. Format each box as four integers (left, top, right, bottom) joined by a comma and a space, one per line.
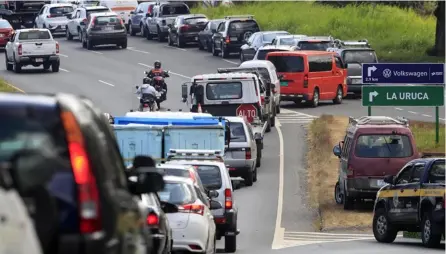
146, 212, 159, 227
47, 15, 52, 18
91, 17, 96, 26
17, 44, 22, 56
119, 18, 124, 26
148, 5, 153, 14
82, 18, 87, 24
245, 148, 251, 160
179, 25, 190, 32
260, 95, 265, 105
60, 111, 101, 233
143, 104, 149, 107
178, 204, 204, 216
189, 169, 197, 182
56, 42, 59, 54
303, 75, 308, 88
224, 188, 232, 209
346, 165, 355, 178
225, 36, 230, 43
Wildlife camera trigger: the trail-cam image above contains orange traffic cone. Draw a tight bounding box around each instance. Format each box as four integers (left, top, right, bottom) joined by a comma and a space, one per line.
197, 103, 202, 113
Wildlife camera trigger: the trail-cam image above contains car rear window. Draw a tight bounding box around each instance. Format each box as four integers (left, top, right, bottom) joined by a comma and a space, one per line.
298, 41, 331, 51
354, 135, 413, 158
228, 20, 259, 34
158, 182, 195, 205
257, 49, 287, 60
161, 4, 189, 16
267, 55, 304, 73
279, 37, 296, 46
229, 122, 247, 142
193, 165, 222, 190
206, 82, 242, 100
95, 16, 121, 25
262, 32, 288, 43
343, 50, 377, 64
49, 6, 74, 15
185, 17, 208, 25
0, 20, 12, 29
159, 167, 190, 178
18, 30, 51, 40
86, 8, 109, 16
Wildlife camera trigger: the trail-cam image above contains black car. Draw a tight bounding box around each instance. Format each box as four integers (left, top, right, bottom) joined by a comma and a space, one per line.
80, 12, 127, 50
197, 18, 224, 52
167, 14, 208, 48
211, 15, 260, 58
139, 192, 176, 254
0, 92, 166, 254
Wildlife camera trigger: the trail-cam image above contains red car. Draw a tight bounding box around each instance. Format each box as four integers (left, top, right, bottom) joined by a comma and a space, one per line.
0, 19, 13, 47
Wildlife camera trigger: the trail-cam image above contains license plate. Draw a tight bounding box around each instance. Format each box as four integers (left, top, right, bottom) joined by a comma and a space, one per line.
35, 58, 43, 63
104, 27, 113, 31
280, 81, 288, 87
377, 180, 385, 186
230, 37, 237, 41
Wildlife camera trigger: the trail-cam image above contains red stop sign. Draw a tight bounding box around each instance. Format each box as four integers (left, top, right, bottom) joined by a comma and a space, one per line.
236, 104, 257, 122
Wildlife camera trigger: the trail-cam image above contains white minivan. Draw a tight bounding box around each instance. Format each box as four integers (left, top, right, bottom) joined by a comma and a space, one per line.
99, 0, 138, 29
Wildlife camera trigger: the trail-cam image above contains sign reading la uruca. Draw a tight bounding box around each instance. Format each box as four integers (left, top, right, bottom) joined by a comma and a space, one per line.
361, 63, 444, 84
362, 86, 444, 107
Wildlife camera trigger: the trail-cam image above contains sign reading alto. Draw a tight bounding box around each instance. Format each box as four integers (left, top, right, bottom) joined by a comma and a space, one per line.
362, 86, 444, 107
362, 63, 444, 84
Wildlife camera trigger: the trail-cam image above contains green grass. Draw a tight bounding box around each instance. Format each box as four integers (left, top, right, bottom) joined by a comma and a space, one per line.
0, 79, 18, 92
192, 2, 444, 63
411, 120, 445, 153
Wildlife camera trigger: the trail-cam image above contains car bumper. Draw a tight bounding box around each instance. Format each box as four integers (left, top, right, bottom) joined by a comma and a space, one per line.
179, 34, 199, 43
17, 55, 60, 64
47, 25, 67, 34
223, 42, 243, 53
0, 38, 10, 47
89, 34, 127, 45
214, 209, 237, 239
58, 231, 115, 254
280, 93, 309, 101
171, 224, 208, 252
346, 178, 382, 199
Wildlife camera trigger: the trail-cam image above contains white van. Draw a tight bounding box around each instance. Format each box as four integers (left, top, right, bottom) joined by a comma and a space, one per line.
99, 0, 138, 29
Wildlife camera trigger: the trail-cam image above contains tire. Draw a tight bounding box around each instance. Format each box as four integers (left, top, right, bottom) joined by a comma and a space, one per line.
421, 210, 442, 248
265, 118, 271, 133
253, 167, 258, 182
270, 112, 276, 127
198, 39, 204, 50
43, 63, 51, 70
146, 27, 153, 40
333, 85, 343, 104
81, 33, 87, 48
66, 27, 73, 40
177, 36, 184, 48
373, 208, 398, 243
5, 53, 12, 71
224, 235, 236, 253
256, 152, 261, 167
211, 42, 218, 56
167, 33, 173, 46
129, 22, 136, 36
244, 169, 254, 187
342, 186, 354, 210
309, 88, 319, 107
157, 27, 164, 42
121, 40, 127, 49
276, 104, 280, 114
221, 43, 229, 58
51, 61, 59, 72
334, 181, 343, 204
13, 57, 21, 73
140, 24, 145, 37
207, 40, 212, 52
77, 28, 82, 41
240, 52, 245, 62
86, 39, 93, 50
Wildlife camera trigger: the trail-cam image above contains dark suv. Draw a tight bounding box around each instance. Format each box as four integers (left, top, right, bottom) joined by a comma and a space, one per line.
211, 15, 260, 58
0, 92, 165, 254
80, 12, 127, 50
167, 14, 208, 48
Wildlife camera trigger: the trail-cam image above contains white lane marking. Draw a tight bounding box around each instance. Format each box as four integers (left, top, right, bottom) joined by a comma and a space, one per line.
222, 59, 238, 65
98, 80, 114, 87
272, 118, 285, 250
285, 232, 374, 237
165, 45, 187, 51
91, 50, 103, 55
128, 48, 150, 54
440, 118, 445, 121
422, 114, 432, 117
395, 107, 403, 111
407, 84, 415, 86
60, 68, 70, 72
408, 111, 418, 114
59, 54, 68, 57
137, 63, 191, 79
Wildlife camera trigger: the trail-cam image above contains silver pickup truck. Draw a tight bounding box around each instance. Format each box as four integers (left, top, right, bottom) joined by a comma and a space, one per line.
5, 28, 60, 73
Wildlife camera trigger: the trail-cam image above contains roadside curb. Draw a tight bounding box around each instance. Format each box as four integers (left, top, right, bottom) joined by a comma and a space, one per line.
0, 79, 25, 93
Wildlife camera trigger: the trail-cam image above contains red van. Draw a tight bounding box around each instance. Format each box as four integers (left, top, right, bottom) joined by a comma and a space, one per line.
266, 51, 347, 107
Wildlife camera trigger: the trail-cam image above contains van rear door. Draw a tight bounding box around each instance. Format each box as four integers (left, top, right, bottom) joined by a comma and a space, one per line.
266, 53, 305, 98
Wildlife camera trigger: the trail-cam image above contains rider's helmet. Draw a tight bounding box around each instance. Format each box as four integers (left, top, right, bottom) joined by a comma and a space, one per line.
154, 60, 161, 69
143, 77, 151, 84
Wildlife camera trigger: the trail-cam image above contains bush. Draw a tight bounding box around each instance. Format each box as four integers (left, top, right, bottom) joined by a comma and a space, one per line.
192, 2, 444, 62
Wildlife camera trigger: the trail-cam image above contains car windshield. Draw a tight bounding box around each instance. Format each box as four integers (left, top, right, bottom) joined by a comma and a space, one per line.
49, 6, 74, 15
159, 167, 190, 178
206, 82, 242, 100
343, 50, 377, 64
161, 5, 189, 16
262, 32, 288, 43
158, 182, 195, 205
193, 165, 222, 190
185, 17, 208, 25
354, 135, 413, 158
257, 49, 287, 60
229, 122, 247, 142
298, 41, 331, 50
18, 30, 51, 40
0, 20, 12, 29
267, 55, 304, 73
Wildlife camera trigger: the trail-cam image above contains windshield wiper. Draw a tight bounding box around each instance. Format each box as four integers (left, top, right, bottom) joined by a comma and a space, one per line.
382, 137, 392, 154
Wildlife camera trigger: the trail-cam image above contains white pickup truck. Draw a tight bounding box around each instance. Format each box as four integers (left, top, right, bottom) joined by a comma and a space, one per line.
5, 29, 60, 73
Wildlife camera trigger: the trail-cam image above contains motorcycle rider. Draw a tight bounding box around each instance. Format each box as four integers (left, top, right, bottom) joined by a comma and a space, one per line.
135, 78, 158, 111
146, 60, 169, 109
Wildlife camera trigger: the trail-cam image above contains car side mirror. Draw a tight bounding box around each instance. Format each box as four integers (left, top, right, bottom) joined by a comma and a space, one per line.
383, 175, 394, 185
333, 144, 341, 158
210, 200, 222, 210
79, 21, 85, 26
181, 83, 188, 102
160, 201, 179, 213
208, 190, 219, 199
127, 169, 165, 195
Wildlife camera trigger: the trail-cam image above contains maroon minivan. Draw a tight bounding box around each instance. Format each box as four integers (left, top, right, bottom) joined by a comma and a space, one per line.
332, 116, 419, 210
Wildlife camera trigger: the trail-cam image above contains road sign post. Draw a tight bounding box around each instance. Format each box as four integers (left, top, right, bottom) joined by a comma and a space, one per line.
362, 85, 445, 144
236, 104, 258, 123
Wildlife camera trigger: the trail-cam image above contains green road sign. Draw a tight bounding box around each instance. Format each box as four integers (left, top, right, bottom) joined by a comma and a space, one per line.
362, 85, 445, 107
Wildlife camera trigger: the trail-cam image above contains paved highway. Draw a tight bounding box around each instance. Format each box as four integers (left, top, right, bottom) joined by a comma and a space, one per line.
1, 36, 444, 253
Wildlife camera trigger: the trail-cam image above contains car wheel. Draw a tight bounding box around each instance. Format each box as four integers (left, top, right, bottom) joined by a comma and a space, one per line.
146, 27, 153, 40
244, 168, 254, 187
5, 53, 13, 71
13, 58, 22, 73
167, 33, 173, 46
86, 39, 93, 50
198, 39, 204, 50
43, 62, 51, 70
333, 85, 343, 104
253, 166, 258, 182
373, 208, 398, 243
224, 235, 236, 253
157, 27, 164, 42
276, 104, 281, 114
240, 52, 245, 62
342, 186, 354, 210
421, 210, 442, 248
207, 40, 212, 53
270, 111, 276, 127
309, 88, 319, 107
121, 40, 127, 49
211, 42, 218, 56
140, 24, 144, 37
265, 118, 271, 133
176, 36, 184, 48
51, 61, 60, 72
81, 33, 87, 48
129, 22, 136, 36
221, 43, 229, 58
334, 181, 343, 204
66, 27, 73, 40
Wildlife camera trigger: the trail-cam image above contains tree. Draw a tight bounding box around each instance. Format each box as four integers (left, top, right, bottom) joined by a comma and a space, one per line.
433, 1, 445, 56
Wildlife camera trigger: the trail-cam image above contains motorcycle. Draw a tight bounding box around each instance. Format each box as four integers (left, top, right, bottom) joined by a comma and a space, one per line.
135, 86, 158, 112
144, 70, 168, 108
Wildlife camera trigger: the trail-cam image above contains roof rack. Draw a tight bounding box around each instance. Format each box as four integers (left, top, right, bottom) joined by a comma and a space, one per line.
301, 36, 334, 41
166, 149, 224, 162
217, 67, 267, 83
333, 39, 370, 48
224, 15, 254, 20
348, 116, 409, 127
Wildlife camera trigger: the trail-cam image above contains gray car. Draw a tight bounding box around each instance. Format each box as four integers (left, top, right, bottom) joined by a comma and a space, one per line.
224, 116, 260, 187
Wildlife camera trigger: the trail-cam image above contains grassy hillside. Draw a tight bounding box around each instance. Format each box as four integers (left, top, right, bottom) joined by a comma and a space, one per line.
192, 2, 443, 63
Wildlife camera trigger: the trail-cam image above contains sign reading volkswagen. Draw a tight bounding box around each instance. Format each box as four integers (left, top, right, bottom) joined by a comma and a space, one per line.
361, 63, 444, 84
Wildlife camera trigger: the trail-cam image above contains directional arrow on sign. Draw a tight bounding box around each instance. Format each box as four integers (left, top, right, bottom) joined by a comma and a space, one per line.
369, 91, 379, 102
367, 66, 377, 76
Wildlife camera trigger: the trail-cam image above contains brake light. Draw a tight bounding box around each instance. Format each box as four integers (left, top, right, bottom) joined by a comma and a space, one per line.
143, 104, 149, 107
260, 95, 265, 105
60, 111, 101, 234
17, 44, 22, 56
347, 165, 354, 178
225, 36, 230, 43
56, 42, 59, 54
47, 15, 52, 18
82, 18, 87, 23
148, 5, 153, 14
91, 17, 96, 26
146, 213, 159, 226
179, 25, 190, 32
119, 18, 124, 26
303, 75, 308, 88
245, 148, 251, 160
189, 169, 197, 182
178, 204, 204, 216
224, 188, 232, 209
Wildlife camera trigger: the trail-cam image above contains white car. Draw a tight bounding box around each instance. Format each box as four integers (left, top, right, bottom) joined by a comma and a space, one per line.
159, 176, 217, 253
34, 3, 75, 34
65, 5, 110, 40
270, 34, 307, 47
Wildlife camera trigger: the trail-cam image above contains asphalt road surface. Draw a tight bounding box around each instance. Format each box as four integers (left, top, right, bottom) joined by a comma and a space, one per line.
1, 35, 444, 254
